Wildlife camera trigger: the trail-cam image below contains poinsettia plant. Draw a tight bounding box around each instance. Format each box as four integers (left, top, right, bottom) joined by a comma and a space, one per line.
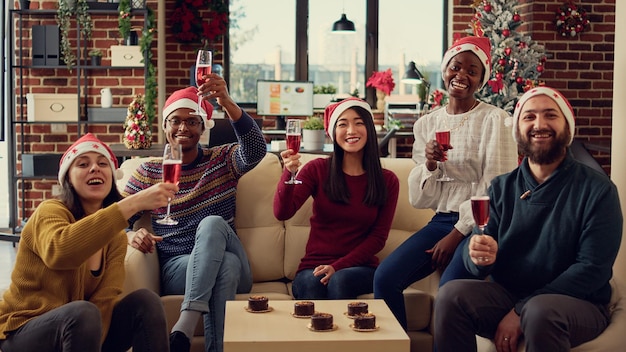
366, 68, 395, 96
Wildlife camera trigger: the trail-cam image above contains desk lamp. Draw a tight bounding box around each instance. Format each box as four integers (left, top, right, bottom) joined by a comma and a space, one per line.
401, 61, 430, 109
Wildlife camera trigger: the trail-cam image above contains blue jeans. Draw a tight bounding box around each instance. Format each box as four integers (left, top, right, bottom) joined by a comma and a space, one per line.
0, 289, 168, 352
373, 212, 475, 330
292, 266, 376, 299
160, 216, 253, 352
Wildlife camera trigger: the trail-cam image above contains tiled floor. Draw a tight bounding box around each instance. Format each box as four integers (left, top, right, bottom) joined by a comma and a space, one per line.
0, 240, 18, 292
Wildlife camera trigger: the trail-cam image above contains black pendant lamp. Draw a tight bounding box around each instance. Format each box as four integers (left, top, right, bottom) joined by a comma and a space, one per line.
332, 13, 355, 32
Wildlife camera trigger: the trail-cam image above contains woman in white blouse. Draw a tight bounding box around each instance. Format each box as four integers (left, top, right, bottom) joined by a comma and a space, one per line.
374, 36, 519, 330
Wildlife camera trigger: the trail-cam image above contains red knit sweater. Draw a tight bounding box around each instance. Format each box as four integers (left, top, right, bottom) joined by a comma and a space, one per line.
274, 158, 399, 272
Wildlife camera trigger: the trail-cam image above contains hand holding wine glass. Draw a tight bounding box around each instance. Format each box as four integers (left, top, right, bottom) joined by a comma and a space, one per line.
471, 184, 491, 262
284, 119, 303, 185
435, 129, 454, 181
192, 49, 212, 117
157, 143, 183, 225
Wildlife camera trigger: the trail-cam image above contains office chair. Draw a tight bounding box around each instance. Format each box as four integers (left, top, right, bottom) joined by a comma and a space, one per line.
378, 127, 398, 158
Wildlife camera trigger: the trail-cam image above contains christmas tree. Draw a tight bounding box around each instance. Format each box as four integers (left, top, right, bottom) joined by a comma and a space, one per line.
123, 94, 153, 149
467, 0, 547, 114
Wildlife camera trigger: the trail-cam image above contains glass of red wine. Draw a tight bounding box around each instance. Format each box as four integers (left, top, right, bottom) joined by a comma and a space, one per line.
435, 129, 453, 181
471, 192, 490, 262
285, 119, 303, 185
192, 49, 212, 117
157, 143, 183, 225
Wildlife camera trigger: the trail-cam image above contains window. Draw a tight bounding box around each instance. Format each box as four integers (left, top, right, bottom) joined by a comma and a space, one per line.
228, 0, 445, 105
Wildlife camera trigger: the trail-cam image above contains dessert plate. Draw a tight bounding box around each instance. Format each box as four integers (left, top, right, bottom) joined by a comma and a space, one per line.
291, 312, 313, 318
343, 311, 373, 319
244, 306, 274, 313
349, 324, 380, 332
307, 323, 338, 332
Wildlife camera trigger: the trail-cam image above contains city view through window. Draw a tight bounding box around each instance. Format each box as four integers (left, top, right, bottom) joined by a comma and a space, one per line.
229, 0, 445, 104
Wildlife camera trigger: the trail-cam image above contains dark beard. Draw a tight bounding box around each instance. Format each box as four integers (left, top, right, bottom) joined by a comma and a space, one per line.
517, 129, 570, 165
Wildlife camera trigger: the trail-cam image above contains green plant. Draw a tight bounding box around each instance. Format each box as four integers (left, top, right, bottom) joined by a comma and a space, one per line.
88, 49, 102, 57
313, 84, 337, 95
119, 0, 157, 127
56, 0, 93, 70
302, 116, 324, 130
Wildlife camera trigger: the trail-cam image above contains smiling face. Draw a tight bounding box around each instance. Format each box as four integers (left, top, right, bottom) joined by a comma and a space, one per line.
68, 152, 113, 208
516, 95, 570, 164
334, 108, 368, 154
164, 108, 206, 157
443, 51, 484, 100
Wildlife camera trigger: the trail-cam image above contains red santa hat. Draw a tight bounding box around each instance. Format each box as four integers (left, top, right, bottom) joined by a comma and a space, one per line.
323, 98, 372, 141
512, 86, 576, 146
58, 133, 122, 184
440, 36, 492, 88
162, 86, 214, 130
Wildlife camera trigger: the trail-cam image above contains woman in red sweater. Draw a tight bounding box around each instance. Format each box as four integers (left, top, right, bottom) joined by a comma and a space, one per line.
0, 133, 173, 352
274, 98, 399, 299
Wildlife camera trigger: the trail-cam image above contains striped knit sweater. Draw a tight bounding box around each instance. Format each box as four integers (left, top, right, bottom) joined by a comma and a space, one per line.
123, 113, 267, 262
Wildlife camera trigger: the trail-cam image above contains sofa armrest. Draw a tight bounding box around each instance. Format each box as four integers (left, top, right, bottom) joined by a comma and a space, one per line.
123, 246, 161, 296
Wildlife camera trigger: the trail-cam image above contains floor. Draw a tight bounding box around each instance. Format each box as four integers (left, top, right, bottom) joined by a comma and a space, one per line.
0, 240, 18, 293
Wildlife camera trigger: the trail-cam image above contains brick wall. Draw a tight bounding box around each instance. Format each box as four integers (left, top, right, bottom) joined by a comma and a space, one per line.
11, 0, 616, 223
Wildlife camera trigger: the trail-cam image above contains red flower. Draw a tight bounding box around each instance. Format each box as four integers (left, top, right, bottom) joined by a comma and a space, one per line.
366, 69, 395, 96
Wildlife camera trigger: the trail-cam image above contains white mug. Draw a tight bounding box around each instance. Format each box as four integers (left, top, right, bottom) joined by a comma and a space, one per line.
100, 88, 112, 108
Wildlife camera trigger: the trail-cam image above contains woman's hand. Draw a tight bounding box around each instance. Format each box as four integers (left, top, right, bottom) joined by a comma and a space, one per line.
425, 139, 453, 170
127, 227, 162, 253
118, 182, 179, 220
313, 264, 336, 285
280, 149, 302, 174
426, 228, 464, 269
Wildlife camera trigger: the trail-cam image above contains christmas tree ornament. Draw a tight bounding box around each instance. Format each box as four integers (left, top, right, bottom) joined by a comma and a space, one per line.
123, 94, 153, 149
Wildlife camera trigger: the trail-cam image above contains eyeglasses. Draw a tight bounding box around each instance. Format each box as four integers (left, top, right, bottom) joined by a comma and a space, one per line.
166, 118, 203, 129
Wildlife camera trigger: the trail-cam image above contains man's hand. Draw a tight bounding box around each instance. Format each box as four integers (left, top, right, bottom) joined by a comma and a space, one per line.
494, 309, 522, 352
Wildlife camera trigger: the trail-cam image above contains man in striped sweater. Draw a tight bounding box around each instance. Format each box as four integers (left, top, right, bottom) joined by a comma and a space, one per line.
123, 76, 267, 352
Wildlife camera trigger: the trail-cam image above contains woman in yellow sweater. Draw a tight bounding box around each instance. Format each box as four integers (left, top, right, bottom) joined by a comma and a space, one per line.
0, 133, 176, 352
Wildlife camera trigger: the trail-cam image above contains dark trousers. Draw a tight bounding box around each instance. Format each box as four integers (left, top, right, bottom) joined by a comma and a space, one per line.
0, 288, 168, 352
434, 280, 610, 352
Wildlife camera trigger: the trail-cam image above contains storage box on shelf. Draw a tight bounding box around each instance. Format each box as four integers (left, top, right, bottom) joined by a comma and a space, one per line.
110, 45, 143, 67
26, 93, 78, 122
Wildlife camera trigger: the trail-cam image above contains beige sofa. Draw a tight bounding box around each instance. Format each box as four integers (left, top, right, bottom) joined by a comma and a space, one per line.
119, 152, 626, 352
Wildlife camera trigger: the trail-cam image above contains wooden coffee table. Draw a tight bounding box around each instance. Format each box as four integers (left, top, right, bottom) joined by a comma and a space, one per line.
224, 299, 409, 352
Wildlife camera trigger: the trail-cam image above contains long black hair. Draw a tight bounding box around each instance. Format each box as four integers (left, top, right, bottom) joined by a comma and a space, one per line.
323, 106, 388, 207
58, 175, 123, 220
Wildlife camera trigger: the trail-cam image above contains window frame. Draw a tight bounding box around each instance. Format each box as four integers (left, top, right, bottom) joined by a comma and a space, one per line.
224, 0, 448, 108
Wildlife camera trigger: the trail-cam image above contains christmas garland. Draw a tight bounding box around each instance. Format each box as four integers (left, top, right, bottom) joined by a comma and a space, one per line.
555, 2, 590, 37
171, 0, 228, 47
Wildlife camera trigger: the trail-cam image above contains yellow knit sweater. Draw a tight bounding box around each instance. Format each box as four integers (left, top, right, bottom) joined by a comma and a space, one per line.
0, 200, 129, 343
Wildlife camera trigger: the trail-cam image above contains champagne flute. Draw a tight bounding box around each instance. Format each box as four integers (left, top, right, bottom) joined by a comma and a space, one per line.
285, 119, 303, 185
157, 143, 183, 225
192, 49, 212, 117
435, 129, 454, 181
471, 186, 490, 262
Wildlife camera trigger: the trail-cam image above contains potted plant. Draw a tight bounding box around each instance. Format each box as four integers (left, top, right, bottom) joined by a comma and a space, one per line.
302, 116, 326, 151
313, 84, 337, 109
57, 0, 93, 70
88, 49, 102, 66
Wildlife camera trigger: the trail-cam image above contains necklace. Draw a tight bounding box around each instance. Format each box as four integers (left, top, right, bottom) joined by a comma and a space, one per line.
444, 100, 480, 131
